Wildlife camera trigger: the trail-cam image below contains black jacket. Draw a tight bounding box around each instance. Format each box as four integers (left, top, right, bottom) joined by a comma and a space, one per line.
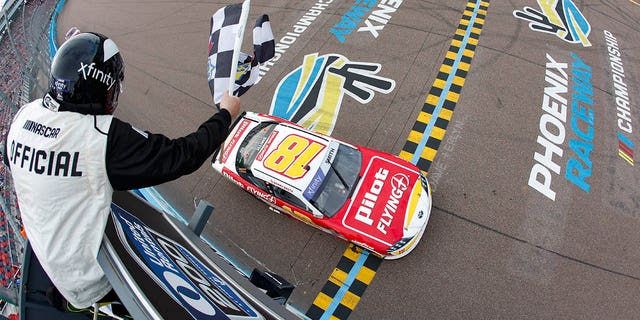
106, 109, 231, 190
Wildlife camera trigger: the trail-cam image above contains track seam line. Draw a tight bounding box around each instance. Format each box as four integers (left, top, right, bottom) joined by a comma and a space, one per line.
128, 63, 215, 110
434, 205, 640, 282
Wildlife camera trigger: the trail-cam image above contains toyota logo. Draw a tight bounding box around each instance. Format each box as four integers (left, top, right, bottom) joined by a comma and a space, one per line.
391, 173, 409, 192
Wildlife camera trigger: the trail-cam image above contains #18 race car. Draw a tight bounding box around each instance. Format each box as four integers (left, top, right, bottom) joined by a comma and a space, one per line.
212, 112, 432, 259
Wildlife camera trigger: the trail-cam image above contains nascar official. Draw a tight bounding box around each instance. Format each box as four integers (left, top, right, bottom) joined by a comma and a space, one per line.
3, 32, 240, 315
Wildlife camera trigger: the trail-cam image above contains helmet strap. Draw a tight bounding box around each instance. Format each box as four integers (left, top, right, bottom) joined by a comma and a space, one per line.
43, 93, 107, 115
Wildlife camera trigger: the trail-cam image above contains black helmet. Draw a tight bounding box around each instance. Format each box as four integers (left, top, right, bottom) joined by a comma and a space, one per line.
46, 32, 124, 115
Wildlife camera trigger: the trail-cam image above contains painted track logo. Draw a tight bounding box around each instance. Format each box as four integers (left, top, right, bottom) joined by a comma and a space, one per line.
270, 53, 395, 135
513, 0, 591, 47
111, 204, 259, 319
330, 0, 403, 43
603, 30, 635, 167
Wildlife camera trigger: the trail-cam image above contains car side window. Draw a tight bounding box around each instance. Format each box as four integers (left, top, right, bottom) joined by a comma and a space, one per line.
272, 186, 309, 211
238, 168, 270, 192
250, 175, 270, 191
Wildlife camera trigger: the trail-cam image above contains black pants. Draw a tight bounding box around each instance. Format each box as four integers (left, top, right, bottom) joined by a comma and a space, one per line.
47, 286, 129, 316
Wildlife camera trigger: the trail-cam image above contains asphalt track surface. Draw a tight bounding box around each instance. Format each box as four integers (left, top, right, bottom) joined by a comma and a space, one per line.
58, 1, 640, 319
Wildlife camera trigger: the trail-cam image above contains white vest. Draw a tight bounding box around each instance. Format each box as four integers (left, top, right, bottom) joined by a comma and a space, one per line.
7, 99, 114, 308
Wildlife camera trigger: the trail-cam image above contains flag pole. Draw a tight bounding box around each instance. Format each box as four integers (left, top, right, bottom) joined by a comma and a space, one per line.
228, 0, 251, 96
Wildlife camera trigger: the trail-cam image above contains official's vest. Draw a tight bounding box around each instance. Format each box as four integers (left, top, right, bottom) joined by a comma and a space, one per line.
7, 99, 114, 308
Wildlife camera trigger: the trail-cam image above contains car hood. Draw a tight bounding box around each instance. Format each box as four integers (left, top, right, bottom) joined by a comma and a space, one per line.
340, 151, 422, 249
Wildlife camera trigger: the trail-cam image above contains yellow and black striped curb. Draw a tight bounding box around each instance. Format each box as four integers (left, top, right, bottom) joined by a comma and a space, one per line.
305, 244, 381, 320
400, 0, 490, 173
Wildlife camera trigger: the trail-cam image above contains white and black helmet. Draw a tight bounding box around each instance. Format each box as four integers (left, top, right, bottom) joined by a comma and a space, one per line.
47, 32, 125, 115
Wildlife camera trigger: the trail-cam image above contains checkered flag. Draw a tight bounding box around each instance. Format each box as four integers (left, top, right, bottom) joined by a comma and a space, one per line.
207, 2, 275, 107
252, 15, 275, 65
233, 15, 275, 99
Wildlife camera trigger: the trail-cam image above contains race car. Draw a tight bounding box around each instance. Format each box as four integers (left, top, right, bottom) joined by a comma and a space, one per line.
212, 112, 432, 259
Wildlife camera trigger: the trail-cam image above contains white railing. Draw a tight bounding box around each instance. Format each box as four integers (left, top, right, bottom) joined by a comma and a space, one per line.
0, 0, 23, 38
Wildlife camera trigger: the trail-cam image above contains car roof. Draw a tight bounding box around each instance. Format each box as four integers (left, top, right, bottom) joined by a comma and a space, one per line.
243, 113, 336, 195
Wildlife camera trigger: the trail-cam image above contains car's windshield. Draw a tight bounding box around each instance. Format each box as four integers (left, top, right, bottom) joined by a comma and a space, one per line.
236, 122, 277, 170
310, 144, 361, 218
